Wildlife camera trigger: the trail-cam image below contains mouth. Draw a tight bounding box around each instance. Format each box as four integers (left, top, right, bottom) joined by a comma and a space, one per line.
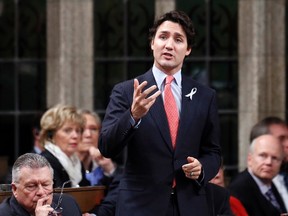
69, 143, 78, 147
162, 52, 173, 59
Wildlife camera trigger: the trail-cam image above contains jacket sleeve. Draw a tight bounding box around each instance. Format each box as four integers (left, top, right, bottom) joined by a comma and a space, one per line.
99, 81, 136, 159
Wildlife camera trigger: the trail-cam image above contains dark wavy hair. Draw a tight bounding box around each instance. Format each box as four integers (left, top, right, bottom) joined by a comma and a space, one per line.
148, 10, 196, 49
249, 116, 286, 142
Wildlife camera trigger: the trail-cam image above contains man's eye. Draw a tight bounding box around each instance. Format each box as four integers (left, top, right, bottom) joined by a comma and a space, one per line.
42, 184, 51, 189
26, 185, 37, 190
90, 127, 98, 132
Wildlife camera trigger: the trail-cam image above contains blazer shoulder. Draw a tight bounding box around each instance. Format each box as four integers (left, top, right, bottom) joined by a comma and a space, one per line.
229, 170, 251, 187
112, 69, 154, 97
0, 198, 12, 215
228, 170, 259, 199
182, 74, 216, 95
41, 150, 62, 168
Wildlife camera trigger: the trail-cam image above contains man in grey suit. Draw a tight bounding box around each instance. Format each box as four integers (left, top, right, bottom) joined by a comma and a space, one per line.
99, 10, 221, 216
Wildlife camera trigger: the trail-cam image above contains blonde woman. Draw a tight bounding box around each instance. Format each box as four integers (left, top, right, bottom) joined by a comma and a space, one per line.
40, 104, 90, 188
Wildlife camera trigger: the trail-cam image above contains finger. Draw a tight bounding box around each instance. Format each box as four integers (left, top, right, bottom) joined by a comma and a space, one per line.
133, 79, 140, 97
134, 85, 159, 108
146, 89, 161, 100
185, 170, 200, 179
134, 80, 148, 96
36, 195, 50, 208
36, 204, 53, 214
187, 156, 195, 163
145, 90, 161, 107
133, 79, 139, 90
135, 84, 157, 103
141, 84, 158, 97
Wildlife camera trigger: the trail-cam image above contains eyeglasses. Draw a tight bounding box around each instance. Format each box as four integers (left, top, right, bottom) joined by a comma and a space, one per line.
48, 180, 71, 216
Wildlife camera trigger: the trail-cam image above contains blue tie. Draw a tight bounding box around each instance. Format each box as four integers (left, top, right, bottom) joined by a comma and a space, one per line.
265, 188, 281, 212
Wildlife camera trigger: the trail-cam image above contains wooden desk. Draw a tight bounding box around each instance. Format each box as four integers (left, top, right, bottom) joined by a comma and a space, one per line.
0, 186, 105, 213
54, 186, 105, 212
0, 191, 11, 203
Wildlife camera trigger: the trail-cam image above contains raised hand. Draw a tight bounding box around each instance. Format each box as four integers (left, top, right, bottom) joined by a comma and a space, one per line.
131, 79, 161, 121
35, 195, 53, 216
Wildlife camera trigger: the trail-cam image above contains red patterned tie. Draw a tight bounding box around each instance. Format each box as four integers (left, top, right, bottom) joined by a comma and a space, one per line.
164, 75, 179, 149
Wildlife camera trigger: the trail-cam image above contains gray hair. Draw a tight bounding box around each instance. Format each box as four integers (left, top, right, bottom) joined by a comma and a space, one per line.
12, 153, 54, 183
78, 109, 102, 126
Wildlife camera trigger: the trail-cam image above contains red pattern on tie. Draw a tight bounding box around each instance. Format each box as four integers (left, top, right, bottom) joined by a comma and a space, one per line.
164, 75, 179, 148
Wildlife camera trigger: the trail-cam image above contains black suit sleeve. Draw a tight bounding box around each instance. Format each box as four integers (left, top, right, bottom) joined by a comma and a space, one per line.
89, 173, 123, 216
206, 183, 234, 216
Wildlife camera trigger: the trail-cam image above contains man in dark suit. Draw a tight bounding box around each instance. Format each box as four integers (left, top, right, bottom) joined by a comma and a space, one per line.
99, 10, 221, 216
89, 174, 233, 216
250, 116, 288, 210
228, 134, 287, 216
0, 153, 83, 216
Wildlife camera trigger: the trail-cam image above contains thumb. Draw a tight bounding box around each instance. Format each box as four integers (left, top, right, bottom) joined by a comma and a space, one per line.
187, 156, 195, 163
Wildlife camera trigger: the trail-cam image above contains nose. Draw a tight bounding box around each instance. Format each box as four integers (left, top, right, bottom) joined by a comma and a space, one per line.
165, 38, 173, 49
265, 156, 273, 164
35, 184, 46, 195
71, 129, 80, 138
83, 128, 92, 137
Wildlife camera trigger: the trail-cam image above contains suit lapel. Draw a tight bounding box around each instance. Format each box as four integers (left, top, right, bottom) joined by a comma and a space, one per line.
141, 71, 173, 151
272, 183, 287, 213
245, 170, 284, 215
176, 77, 199, 148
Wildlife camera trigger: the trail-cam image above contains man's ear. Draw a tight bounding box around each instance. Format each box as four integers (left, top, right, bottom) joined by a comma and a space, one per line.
247, 153, 252, 167
11, 183, 17, 197
186, 47, 192, 56
150, 40, 154, 50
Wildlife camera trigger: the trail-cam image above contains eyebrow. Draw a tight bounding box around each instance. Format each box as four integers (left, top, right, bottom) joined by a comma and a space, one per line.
158, 30, 185, 38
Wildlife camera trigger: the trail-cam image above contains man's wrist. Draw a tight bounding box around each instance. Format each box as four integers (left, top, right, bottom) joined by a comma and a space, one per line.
129, 114, 141, 128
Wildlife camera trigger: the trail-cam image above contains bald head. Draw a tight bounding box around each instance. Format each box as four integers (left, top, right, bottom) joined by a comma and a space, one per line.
248, 134, 284, 184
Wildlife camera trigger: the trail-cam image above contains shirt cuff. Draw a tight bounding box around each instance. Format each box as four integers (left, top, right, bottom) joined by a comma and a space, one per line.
130, 115, 141, 128
195, 168, 205, 185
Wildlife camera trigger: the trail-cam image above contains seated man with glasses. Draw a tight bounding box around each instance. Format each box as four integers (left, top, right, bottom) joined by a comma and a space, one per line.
0, 153, 83, 216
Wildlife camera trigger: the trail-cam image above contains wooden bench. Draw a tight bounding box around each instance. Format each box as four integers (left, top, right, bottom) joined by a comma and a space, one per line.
0, 185, 105, 213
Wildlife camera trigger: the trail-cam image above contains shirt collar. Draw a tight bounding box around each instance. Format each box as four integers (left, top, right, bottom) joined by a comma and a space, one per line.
152, 64, 182, 89
248, 168, 271, 194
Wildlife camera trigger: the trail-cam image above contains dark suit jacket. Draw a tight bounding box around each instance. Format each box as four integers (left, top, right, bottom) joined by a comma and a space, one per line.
99, 69, 221, 216
89, 171, 123, 216
0, 194, 82, 216
91, 176, 233, 216
41, 150, 90, 187
228, 169, 287, 216
206, 183, 234, 216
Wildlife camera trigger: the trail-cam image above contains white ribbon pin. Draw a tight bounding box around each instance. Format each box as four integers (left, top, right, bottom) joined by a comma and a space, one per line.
185, 88, 197, 101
